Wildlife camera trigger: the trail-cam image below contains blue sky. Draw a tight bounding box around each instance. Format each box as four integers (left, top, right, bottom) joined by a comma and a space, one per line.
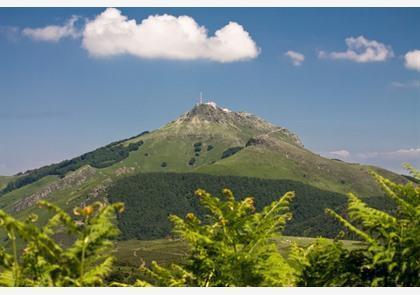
0, 8, 419, 175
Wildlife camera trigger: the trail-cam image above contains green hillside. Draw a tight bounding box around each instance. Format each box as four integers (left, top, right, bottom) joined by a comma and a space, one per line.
196, 139, 386, 196
0, 103, 405, 241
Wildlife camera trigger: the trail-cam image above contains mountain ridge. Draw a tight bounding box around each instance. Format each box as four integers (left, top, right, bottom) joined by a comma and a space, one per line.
0, 102, 407, 229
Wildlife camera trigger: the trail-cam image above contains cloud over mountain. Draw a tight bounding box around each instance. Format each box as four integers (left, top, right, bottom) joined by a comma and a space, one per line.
326, 150, 351, 159
323, 148, 420, 174
318, 36, 393, 63
81, 8, 260, 63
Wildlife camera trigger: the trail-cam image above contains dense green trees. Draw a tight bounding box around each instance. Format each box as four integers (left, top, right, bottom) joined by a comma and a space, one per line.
107, 172, 392, 240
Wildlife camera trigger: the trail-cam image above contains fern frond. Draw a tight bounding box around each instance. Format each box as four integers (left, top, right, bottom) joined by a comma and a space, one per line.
325, 208, 376, 244
79, 256, 114, 286
347, 193, 398, 235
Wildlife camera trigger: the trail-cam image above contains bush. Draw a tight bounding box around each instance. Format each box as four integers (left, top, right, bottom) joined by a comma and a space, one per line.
137, 188, 297, 286
128, 141, 144, 152
188, 158, 196, 166
294, 164, 420, 286
0, 201, 124, 286
161, 162, 167, 168
207, 145, 214, 151
291, 238, 372, 286
221, 147, 243, 159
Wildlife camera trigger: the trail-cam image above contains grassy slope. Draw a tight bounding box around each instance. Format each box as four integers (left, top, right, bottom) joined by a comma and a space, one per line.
0, 104, 405, 227
0, 121, 246, 213
0, 124, 402, 221
196, 143, 392, 197
0, 175, 58, 212
118, 121, 405, 197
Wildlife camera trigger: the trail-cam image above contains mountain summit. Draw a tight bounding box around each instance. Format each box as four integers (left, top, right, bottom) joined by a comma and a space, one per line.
165, 102, 303, 148
0, 102, 405, 224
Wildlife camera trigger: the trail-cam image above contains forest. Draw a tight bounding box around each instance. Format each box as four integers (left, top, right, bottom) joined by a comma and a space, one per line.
106, 172, 394, 240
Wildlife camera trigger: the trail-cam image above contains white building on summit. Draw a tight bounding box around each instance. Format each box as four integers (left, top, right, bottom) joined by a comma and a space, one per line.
196, 92, 231, 113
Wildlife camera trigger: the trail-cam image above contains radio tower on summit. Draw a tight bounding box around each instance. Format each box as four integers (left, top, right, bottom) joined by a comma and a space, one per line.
199, 92, 203, 105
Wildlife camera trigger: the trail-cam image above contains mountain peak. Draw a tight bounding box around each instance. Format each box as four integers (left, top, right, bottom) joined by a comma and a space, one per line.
166, 102, 304, 148
184, 102, 233, 122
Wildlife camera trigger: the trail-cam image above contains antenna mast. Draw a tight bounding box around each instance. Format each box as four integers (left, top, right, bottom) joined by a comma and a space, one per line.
199, 92, 203, 105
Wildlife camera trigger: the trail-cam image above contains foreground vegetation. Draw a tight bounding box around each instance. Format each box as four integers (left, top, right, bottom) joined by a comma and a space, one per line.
113, 236, 362, 268
293, 166, 420, 286
0, 165, 418, 286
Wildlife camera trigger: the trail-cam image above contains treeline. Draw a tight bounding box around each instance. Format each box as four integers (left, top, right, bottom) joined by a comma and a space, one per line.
0, 131, 149, 195
107, 172, 392, 240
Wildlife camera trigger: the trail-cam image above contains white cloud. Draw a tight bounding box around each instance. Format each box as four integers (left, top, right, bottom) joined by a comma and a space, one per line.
325, 150, 351, 160
323, 148, 420, 174
355, 148, 420, 174
404, 50, 420, 72
318, 36, 393, 63
22, 16, 80, 42
391, 80, 420, 89
285, 50, 305, 66
357, 148, 420, 160
81, 8, 260, 63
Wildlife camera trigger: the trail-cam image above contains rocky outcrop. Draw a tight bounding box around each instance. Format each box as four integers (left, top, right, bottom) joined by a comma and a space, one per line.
170, 103, 303, 147
246, 135, 279, 148
13, 166, 96, 212
79, 178, 113, 208
115, 166, 135, 176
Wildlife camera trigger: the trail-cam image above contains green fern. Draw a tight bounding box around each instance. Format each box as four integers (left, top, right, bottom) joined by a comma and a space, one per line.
0, 200, 124, 286
296, 164, 420, 286
137, 188, 297, 286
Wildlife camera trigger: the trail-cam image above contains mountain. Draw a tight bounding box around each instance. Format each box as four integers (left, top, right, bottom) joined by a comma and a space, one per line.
0, 102, 406, 237
119, 102, 403, 196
